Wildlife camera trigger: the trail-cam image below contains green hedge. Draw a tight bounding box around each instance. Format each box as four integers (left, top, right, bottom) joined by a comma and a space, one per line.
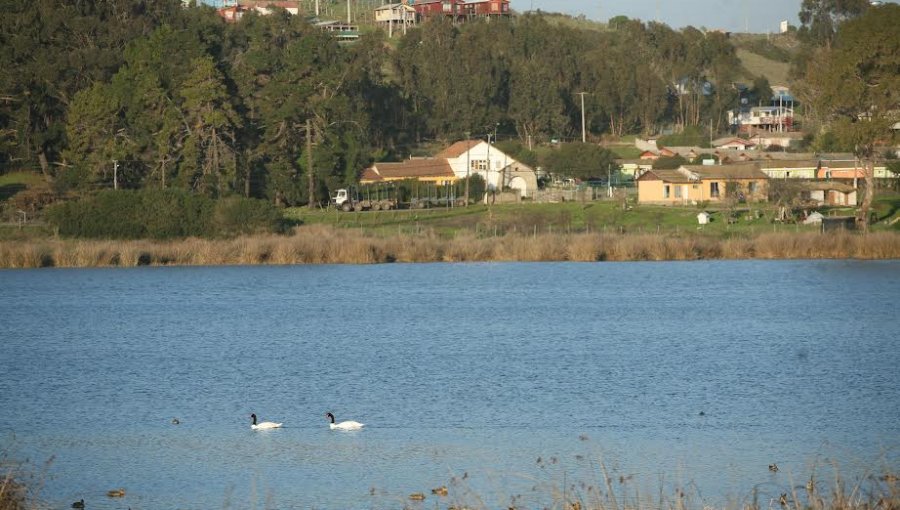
46, 189, 282, 239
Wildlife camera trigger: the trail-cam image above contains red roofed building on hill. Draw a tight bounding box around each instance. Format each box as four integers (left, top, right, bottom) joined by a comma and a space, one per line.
410, 0, 510, 21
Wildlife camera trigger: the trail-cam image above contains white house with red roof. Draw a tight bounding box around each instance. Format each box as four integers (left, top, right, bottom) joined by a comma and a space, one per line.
361, 140, 537, 197
437, 140, 537, 197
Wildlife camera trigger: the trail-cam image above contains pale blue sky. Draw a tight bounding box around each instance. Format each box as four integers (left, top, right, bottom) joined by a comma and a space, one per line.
512, 0, 803, 33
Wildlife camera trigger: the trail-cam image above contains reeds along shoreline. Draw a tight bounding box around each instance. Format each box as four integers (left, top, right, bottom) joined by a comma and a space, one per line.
1, 226, 899, 268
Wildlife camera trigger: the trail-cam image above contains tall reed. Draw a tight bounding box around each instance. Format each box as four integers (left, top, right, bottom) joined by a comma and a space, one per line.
1, 227, 898, 268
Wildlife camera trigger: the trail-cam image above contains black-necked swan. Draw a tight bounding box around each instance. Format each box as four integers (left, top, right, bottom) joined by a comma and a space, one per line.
326, 412, 364, 430
250, 413, 283, 430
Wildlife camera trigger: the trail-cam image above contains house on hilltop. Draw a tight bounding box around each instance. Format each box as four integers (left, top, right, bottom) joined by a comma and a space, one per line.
375, 3, 417, 37
216, 0, 299, 22
410, 0, 511, 21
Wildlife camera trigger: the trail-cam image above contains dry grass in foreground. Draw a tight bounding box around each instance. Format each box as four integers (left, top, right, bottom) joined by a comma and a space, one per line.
415, 463, 900, 510
1, 226, 899, 268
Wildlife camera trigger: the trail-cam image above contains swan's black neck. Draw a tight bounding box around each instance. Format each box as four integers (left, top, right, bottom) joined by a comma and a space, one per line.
326, 412, 335, 424
251, 414, 257, 425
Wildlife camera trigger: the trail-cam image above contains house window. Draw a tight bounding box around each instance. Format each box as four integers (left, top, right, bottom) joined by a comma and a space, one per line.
749, 182, 758, 194
471, 160, 488, 171
675, 185, 683, 198
710, 182, 720, 198
664, 185, 671, 198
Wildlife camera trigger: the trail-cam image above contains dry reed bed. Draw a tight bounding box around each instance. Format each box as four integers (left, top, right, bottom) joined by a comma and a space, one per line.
1, 227, 899, 268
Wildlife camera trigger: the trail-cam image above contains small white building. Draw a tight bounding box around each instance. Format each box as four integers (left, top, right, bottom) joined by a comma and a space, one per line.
714, 137, 757, 151
803, 212, 825, 225
697, 211, 711, 225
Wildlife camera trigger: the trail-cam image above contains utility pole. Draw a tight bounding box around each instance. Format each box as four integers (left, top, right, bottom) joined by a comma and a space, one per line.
577, 92, 588, 143
464, 131, 471, 207
607, 163, 612, 198
347, 0, 351, 24
112, 160, 118, 190
315, 0, 319, 16
486, 133, 493, 199
744, 0, 749, 33
307, 119, 315, 209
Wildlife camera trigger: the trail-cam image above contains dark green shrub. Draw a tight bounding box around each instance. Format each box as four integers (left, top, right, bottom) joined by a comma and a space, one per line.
212, 196, 283, 236
45, 190, 280, 239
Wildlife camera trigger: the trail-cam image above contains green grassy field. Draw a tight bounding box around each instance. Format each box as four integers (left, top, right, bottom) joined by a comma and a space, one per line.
0, 172, 45, 202
2, 166, 898, 246
282, 199, 862, 239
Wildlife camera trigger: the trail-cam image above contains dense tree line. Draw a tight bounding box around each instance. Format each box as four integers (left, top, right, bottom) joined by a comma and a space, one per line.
1, 0, 896, 209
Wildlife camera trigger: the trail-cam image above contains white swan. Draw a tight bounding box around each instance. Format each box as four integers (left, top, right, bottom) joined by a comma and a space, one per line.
250, 413, 282, 430
326, 412, 364, 430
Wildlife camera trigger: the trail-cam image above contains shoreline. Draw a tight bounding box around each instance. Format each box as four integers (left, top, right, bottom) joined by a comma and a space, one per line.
1, 226, 899, 268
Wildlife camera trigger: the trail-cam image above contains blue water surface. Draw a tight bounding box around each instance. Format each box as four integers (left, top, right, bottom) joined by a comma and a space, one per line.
0, 260, 898, 509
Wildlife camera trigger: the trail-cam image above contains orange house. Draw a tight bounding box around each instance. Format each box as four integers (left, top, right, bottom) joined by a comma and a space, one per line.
637, 164, 769, 205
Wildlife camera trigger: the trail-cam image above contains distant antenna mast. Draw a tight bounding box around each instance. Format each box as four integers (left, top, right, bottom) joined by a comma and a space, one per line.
744, 0, 749, 32
655, 0, 660, 22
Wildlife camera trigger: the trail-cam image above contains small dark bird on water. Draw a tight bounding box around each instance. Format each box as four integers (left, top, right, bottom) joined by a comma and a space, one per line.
71, 499, 84, 509
699, 411, 705, 416
769, 464, 779, 472
171, 418, 180, 425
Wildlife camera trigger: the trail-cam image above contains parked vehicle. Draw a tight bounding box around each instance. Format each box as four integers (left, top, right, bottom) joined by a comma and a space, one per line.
331, 187, 398, 212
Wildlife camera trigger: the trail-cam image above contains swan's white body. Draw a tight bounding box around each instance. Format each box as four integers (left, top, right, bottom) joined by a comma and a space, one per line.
252, 421, 282, 430
250, 414, 282, 430
326, 412, 363, 430
330, 420, 364, 430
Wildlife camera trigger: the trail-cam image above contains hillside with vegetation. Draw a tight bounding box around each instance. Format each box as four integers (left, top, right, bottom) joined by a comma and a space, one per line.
0, 0, 897, 244
730, 32, 800, 86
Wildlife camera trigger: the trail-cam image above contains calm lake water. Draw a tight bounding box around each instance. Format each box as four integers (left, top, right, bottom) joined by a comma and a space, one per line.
1, 261, 898, 510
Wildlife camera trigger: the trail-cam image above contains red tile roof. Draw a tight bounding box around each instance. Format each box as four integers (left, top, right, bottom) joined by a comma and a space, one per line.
636, 169, 693, 184
435, 140, 480, 159
683, 163, 768, 180
361, 159, 455, 182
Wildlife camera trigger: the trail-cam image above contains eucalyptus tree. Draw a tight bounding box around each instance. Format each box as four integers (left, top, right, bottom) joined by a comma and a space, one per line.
702, 31, 741, 134
507, 15, 582, 143
616, 20, 671, 135
393, 19, 460, 140
804, 4, 900, 230
793, 0, 870, 88
586, 41, 639, 137
178, 56, 242, 197
63, 82, 132, 188
113, 25, 213, 189
229, 12, 311, 204
449, 20, 512, 137
797, 0, 869, 47
0, 0, 184, 177
542, 143, 615, 181
508, 57, 568, 146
